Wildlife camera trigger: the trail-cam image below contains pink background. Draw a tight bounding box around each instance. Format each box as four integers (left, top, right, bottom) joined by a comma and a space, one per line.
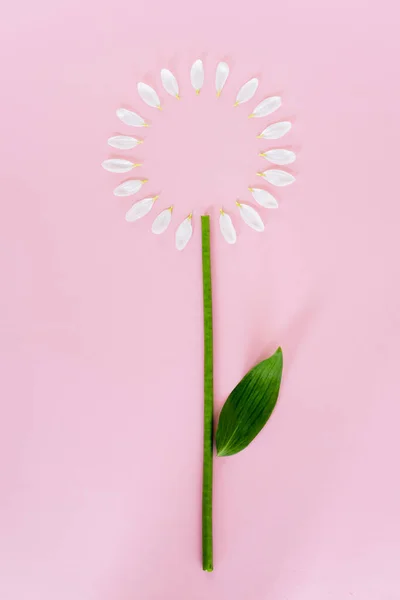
1, 0, 400, 598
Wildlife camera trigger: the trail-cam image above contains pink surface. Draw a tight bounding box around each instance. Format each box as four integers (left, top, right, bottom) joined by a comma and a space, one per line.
1, 0, 400, 598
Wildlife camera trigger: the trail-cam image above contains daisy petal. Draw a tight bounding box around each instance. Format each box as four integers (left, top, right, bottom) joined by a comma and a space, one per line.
249, 187, 278, 208
260, 149, 296, 165
125, 196, 156, 222
219, 210, 237, 244
113, 179, 147, 197
190, 59, 204, 94
258, 121, 291, 140
137, 82, 161, 109
116, 108, 148, 128
234, 78, 259, 106
250, 96, 281, 118
108, 135, 142, 150
216, 62, 229, 97
161, 69, 180, 99
175, 215, 193, 250
259, 169, 295, 186
102, 159, 140, 173
152, 207, 173, 234
236, 202, 264, 231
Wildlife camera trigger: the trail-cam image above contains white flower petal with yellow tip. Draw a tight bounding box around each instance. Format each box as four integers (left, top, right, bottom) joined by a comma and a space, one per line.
216, 62, 229, 97
137, 82, 161, 109
219, 210, 236, 244
236, 202, 264, 232
191, 59, 204, 94
249, 96, 281, 118
101, 159, 141, 173
152, 207, 173, 234
116, 108, 148, 128
258, 121, 291, 140
125, 196, 157, 222
161, 69, 180, 99
258, 169, 295, 186
113, 179, 147, 197
234, 78, 258, 106
249, 187, 278, 208
260, 149, 296, 165
108, 135, 142, 150
175, 215, 193, 250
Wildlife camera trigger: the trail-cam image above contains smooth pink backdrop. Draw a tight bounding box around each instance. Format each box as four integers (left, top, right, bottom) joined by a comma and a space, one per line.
1, 0, 400, 598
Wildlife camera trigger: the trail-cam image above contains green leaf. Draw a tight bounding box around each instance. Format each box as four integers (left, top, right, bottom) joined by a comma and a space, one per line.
216, 347, 283, 457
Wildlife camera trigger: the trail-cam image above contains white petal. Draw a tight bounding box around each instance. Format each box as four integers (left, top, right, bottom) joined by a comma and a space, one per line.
175, 215, 193, 250
125, 197, 155, 222
250, 96, 281, 118
137, 82, 161, 109
102, 159, 138, 173
235, 78, 258, 105
113, 179, 147, 197
161, 69, 179, 98
216, 62, 229, 96
151, 207, 173, 234
237, 202, 264, 232
261, 149, 296, 165
258, 121, 291, 140
259, 169, 295, 186
116, 108, 147, 128
219, 211, 236, 244
249, 187, 278, 208
191, 59, 204, 93
108, 135, 142, 150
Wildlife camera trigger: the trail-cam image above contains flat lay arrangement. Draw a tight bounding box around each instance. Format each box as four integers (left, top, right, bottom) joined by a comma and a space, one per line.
102, 59, 296, 571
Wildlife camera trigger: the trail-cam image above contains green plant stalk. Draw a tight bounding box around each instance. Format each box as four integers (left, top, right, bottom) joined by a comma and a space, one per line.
201, 215, 213, 572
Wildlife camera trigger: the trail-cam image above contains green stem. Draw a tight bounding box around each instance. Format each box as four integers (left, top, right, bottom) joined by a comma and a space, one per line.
201, 215, 213, 572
